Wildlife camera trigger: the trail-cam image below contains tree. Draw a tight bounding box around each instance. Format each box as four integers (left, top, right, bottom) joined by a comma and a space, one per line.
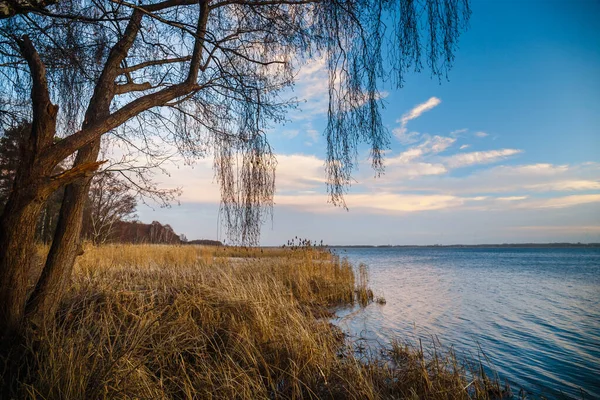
0, 123, 27, 213
0, 0, 470, 334
83, 172, 137, 244
0, 122, 65, 243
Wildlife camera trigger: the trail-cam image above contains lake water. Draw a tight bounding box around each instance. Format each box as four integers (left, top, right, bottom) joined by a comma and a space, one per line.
332, 247, 600, 399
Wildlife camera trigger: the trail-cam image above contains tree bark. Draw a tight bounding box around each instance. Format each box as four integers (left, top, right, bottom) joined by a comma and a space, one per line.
0, 35, 103, 335
25, 11, 144, 326
0, 35, 59, 336
25, 141, 100, 326
0, 191, 47, 335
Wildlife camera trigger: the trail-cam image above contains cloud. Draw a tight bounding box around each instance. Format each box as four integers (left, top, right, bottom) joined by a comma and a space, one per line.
497, 196, 528, 201
380, 162, 448, 179
394, 97, 441, 141
459, 144, 470, 150
291, 57, 390, 120
142, 141, 599, 227
282, 129, 299, 138
306, 128, 319, 142
276, 192, 465, 213
393, 130, 422, 145
518, 194, 600, 209
159, 153, 328, 204
290, 57, 329, 119
389, 136, 455, 165
275, 154, 326, 192
399, 97, 442, 125
392, 162, 600, 196
474, 131, 489, 138
525, 180, 600, 192
443, 149, 522, 168
450, 128, 468, 136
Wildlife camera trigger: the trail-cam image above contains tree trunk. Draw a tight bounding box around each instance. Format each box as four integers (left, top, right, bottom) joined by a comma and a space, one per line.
0, 35, 59, 336
25, 140, 100, 326
24, 10, 144, 326
0, 191, 47, 335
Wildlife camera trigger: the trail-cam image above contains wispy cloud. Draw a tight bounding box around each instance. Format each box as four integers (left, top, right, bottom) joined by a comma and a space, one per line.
274, 154, 326, 192
276, 192, 464, 213
290, 57, 329, 119
393, 97, 441, 142
450, 128, 468, 136
389, 162, 600, 196
497, 196, 528, 201
400, 97, 442, 125
474, 131, 489, 138
291, 57, 390, 120
282, 129, 299, 138
443, 149, 522, 168
389, 136, 455, 165
459, 144, 470, 150
306, 128, 319, 142
518, 194, 600, 209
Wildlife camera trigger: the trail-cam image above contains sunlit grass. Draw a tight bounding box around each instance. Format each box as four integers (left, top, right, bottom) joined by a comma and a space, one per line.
3, 244, 506, 399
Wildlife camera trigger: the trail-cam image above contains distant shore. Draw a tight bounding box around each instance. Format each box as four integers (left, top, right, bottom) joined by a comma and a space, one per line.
324, 242, 600, 249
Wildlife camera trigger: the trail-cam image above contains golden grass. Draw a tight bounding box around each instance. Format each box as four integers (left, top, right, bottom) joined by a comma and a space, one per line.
3, 244, 505, 399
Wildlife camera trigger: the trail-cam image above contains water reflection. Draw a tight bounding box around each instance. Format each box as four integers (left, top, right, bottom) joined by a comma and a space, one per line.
333, 248, 600, 399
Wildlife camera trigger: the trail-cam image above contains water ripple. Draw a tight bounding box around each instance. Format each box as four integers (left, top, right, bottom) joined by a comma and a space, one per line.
333, 247, 600, 399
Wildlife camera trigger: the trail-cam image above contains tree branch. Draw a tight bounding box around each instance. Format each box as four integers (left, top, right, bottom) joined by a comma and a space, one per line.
47, 160, 106, 190
16, 34, 57, 150
0, 0, 57, 19
120, 56, 192, 74
115, 81, 153, 94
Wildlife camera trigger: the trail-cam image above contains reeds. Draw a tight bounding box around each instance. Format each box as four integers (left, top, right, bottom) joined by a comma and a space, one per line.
3, 244, 505, 399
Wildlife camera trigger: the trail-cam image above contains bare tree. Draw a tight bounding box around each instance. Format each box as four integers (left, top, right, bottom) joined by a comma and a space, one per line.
0, 0, 470, 334
83, 172, 136, 244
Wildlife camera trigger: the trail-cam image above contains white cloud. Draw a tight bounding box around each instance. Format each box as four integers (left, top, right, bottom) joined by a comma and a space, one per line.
389, 135, 455, 165
459, 144, 470, 150
497, 196, 528, 201
393, 162, 600, 196
275, 154, 326, 192
276, 192, 464, 213
474, 131, 489, 138
443, 149, 522, 168
306, 128, 319, 142
394, 97, 441, 141
381, 162, 448, 179
159, 153, 328, 203
290, 57, 329, 119
393, 130, 422, 145
450, 128, 468, 136
291, 57, 390, 120
282, 129, 299, 138
518, 194, 600, 209
399, 97, 442, 125
525, 180, 600, 192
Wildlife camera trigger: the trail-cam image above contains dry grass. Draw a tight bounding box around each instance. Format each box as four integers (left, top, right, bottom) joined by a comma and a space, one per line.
3, 244, 505, 399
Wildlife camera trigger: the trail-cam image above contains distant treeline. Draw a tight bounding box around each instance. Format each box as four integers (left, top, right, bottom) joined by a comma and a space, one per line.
328, 243, 600, 248
186, 239, 224, 246
106, 220, 223, 246
110, 220, 181, 244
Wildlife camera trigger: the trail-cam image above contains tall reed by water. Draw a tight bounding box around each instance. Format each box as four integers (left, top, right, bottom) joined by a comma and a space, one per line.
2, 244, 505, 399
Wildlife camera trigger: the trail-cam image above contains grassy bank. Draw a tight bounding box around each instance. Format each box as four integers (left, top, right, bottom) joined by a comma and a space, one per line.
2, 244, 505, 399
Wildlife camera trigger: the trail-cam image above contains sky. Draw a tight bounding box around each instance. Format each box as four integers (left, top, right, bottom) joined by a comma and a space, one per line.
137, 0, 600, 245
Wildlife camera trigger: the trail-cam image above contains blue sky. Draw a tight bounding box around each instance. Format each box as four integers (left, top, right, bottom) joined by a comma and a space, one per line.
138, 0, 600, 245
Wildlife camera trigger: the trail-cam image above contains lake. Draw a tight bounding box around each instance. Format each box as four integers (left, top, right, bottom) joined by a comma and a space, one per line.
332, 247, 600, 399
